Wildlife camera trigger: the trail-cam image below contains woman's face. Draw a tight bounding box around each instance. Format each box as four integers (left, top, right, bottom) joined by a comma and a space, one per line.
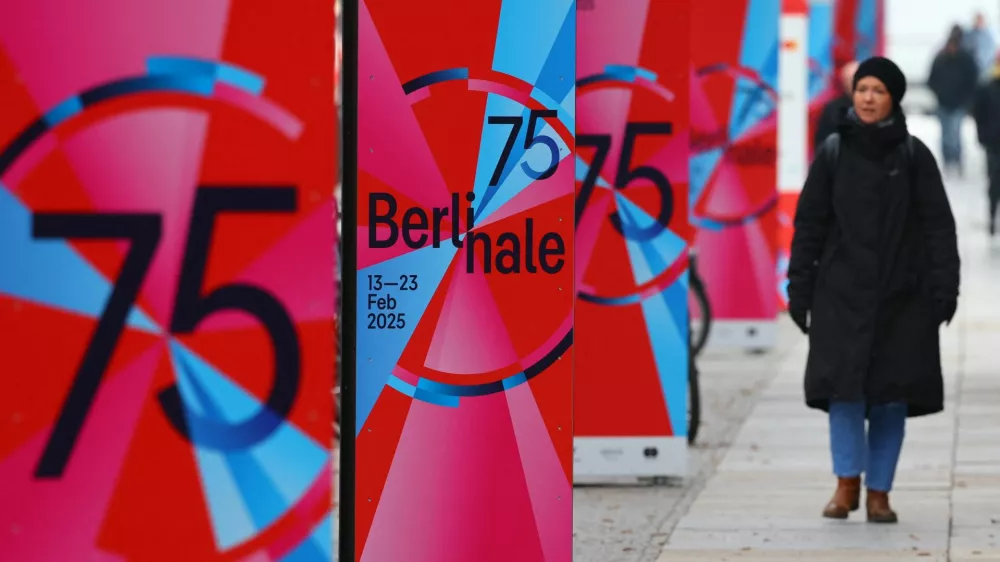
853, 76, 893, 123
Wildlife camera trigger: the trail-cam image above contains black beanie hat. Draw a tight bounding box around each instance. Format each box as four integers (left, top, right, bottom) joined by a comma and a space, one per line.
852, 56, 907, 106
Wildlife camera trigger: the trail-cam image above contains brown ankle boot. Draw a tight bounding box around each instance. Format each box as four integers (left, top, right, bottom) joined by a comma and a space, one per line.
866, 489, 898, 523
822, 476, 861, 519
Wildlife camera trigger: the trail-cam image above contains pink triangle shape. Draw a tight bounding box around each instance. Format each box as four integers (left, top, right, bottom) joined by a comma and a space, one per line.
361, 394, 545, 562
577, 0, 649, 78
424, 247, 520, 375
504, 384, 571, 562
700, 158, 752, 218
358, 1, 453, 211
0, 343, 164, 561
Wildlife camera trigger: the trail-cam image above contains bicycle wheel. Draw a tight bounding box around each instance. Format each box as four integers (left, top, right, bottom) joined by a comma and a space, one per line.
687, 351, 701, 446
689, 269, 712, 356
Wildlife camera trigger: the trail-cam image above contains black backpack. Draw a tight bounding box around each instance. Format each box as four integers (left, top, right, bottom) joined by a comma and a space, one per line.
822, 131, 916, 171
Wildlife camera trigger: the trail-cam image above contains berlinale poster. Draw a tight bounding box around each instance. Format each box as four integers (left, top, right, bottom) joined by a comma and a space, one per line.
690, 0, 780, 349
0, 1, 337, 561
574, 0, 691, 476
344, 0, 575, 560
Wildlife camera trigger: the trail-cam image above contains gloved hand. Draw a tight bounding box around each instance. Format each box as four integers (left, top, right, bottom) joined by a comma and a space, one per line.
934, 297, 957, 326
788, 302, 810, 335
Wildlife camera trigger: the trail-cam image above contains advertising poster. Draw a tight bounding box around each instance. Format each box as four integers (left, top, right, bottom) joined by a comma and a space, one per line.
0, 1, 337, 561
574, 0, 691, 477
690, 0, 780, 349
343, 0, 575, 561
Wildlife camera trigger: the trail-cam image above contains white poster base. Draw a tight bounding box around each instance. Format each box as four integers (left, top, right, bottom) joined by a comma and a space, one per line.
573, 436, 688, 480
703, 319, 778, 351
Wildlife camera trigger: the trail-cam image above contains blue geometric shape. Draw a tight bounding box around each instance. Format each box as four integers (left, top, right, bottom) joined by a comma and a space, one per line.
281, 514, 333, 562
808, 2, 834, 99
730, 0, 779, 140
146, 55, 266, 95
855, 0, 877, 60
502, 372, 528, 390
43, 96, 83, 127
532, 5, 577, 105
168, 341, 329, 550
356, 244, 458, 434
689, 148, 722, 205
492, 0, 576, 86
388, 374, 460, 407
0, 186, 159, 332
615, 194, 687, 286
640, 275, 690, 436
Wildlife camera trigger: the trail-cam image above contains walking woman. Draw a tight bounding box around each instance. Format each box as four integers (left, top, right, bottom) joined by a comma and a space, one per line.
787, 57, 961, 523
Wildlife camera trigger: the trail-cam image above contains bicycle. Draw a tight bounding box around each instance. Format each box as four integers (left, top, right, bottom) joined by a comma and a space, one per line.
689, 250, 712, 358
686, 251, 711, 445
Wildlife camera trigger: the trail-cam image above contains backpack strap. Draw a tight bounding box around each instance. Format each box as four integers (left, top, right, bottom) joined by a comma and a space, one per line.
823, 132, 840, 170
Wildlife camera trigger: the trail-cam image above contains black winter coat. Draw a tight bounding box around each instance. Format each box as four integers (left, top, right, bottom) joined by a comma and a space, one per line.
973, 78, 1000, 148
928, 50, 979, 110
788, 110, 960, 418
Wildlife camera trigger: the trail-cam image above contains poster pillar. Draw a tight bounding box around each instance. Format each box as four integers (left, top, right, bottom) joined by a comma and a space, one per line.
573, 0, 691, 479
0, 2, 337, 560
777, 0, 809, 309
342, 1, 576, 560
691, 0, 781, 351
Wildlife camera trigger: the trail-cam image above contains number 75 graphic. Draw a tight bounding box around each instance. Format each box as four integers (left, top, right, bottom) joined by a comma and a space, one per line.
32, 186, 301, 479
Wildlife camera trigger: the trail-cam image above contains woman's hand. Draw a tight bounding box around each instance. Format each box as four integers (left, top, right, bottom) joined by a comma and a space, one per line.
789, 305, 809, 334
934, 297, 957, 326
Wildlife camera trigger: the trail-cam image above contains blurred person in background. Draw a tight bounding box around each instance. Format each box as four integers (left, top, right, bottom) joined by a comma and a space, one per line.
814, 60, 860, 148
972, 52, 1000, 236
929, 25, 980, 176
964, 12, 996, 77
789, 57, 960, 524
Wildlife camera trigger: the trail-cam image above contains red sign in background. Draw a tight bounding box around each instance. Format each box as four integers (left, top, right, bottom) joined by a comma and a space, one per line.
575, 0, 692, 448
690, 0, 780, 345
0, 1, 337, 560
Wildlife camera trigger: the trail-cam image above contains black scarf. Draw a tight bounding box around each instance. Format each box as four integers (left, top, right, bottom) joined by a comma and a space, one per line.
841, 107, 909, 161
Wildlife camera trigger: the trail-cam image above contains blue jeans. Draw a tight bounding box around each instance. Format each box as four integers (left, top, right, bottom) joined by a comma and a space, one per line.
938, 108, 965, 166
829, 401, 907, 492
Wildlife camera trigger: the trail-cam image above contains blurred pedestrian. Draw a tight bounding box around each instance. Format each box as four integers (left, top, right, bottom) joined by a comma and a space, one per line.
964, 12, 996, 77
814, 60, 859, 148
972, 52, 1000, 235
928, 26, 980, 176
788, 56, 961, 524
